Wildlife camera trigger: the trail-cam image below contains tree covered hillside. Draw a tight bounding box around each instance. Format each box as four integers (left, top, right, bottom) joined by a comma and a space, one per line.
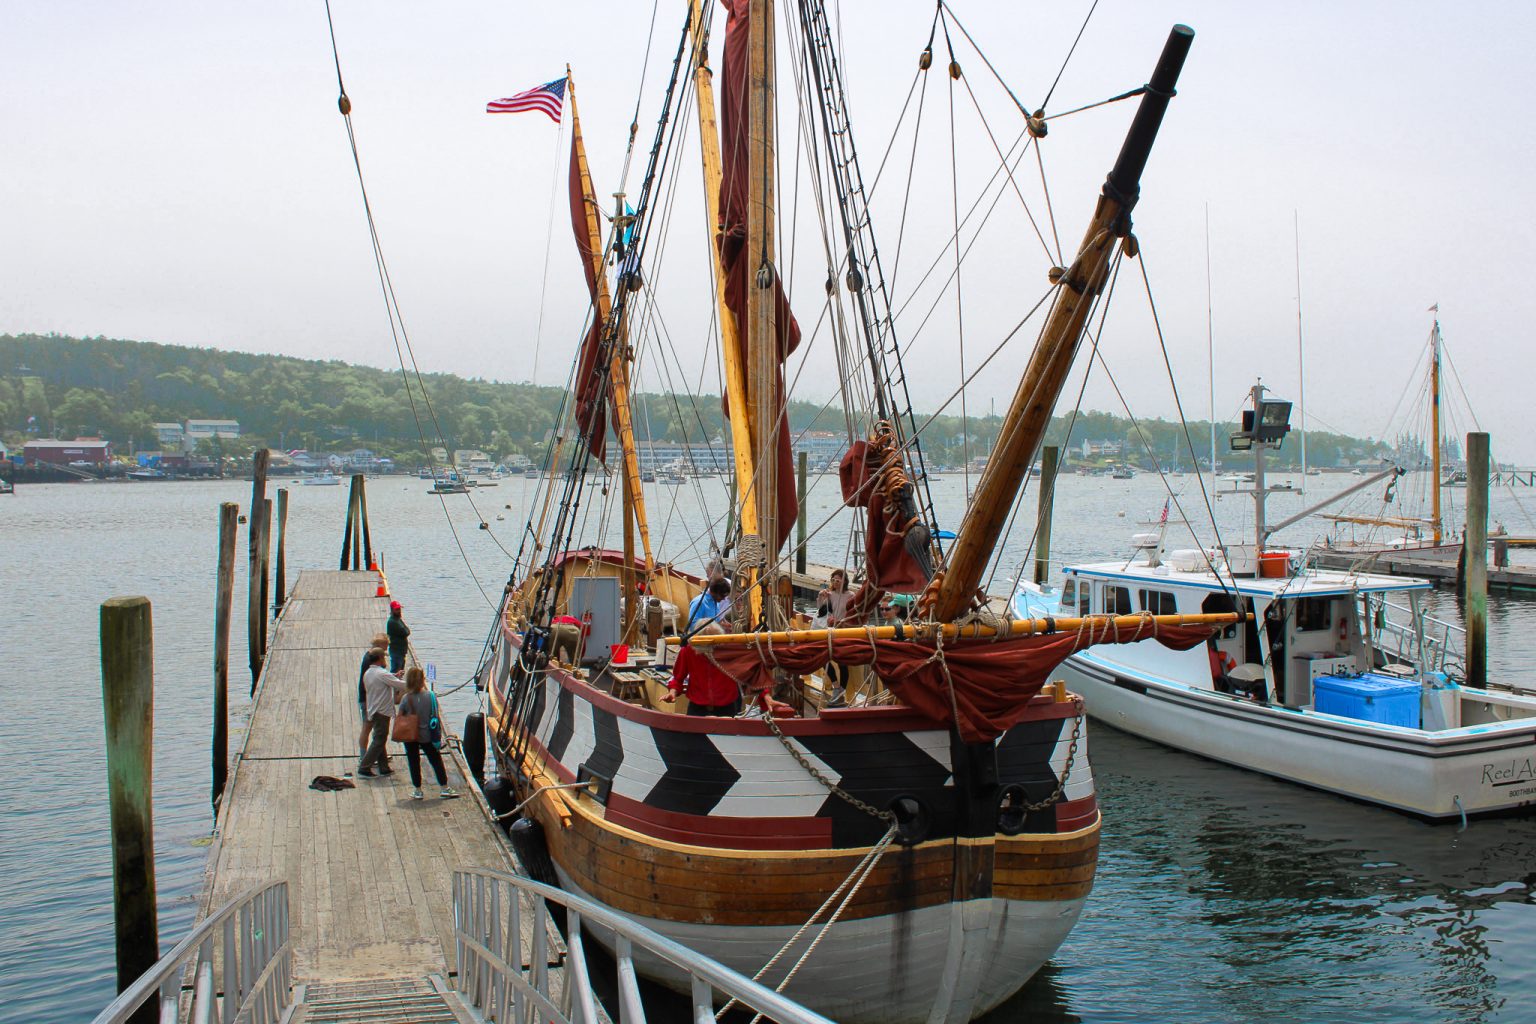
0, 333, 1384, 468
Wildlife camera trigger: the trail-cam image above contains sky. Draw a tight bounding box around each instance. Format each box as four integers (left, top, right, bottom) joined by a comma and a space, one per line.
4, 2, 1534, 460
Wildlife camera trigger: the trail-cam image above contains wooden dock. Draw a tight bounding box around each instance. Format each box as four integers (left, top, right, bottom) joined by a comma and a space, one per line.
198, 569, 553, 1010
1313, 550, 1536, 593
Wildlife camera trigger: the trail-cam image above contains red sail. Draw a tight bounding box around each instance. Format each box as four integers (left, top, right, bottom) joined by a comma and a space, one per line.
569, 114, 609, 461
719, 0, 800, 551
710, 621, 1216, 743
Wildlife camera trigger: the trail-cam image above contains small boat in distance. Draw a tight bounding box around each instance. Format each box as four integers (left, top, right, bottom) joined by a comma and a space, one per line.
302, 471, 342, 486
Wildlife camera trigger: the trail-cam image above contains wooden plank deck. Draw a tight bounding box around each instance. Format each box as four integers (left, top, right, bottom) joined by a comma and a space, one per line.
199, 569, 533, 984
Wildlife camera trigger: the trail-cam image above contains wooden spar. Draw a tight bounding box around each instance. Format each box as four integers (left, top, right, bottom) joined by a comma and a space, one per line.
687, 609, 1243, 648
932, 25, 1194, 622
796, 449, 808, 575
691, 0, 761, 623
1431, 318, 1443, 545
747, 0, 781, 615
568, 75, 655, 579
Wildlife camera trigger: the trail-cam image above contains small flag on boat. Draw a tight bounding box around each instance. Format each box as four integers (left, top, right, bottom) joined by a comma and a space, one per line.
486, 78, 566, 122
1428, 303, 1439, 312
1159, 497, 1170, 524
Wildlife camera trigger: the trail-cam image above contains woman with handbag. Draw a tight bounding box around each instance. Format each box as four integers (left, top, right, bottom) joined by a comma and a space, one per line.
395, 666, 459, 801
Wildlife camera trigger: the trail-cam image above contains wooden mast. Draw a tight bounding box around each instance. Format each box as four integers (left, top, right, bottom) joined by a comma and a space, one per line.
691, 0, 762, 624
931, 25, 1194, 622
746, 0, 781, 624
1431, 316, 1443, 545
567, 72, 656, 624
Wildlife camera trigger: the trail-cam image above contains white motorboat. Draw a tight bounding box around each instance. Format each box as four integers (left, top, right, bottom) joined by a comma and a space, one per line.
1016, 383, 1536, 820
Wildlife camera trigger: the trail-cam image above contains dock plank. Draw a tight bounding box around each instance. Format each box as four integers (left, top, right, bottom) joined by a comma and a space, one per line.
200, 569, 539, 986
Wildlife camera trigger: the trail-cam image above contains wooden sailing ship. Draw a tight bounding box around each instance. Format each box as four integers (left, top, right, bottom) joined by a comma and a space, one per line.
482, 5, 1233, 1020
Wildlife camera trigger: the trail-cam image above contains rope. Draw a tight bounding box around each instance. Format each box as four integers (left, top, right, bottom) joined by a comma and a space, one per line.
715, 823, 900, 1020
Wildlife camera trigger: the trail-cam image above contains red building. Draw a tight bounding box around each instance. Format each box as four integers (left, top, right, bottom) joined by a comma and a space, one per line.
23, 439, 112, 466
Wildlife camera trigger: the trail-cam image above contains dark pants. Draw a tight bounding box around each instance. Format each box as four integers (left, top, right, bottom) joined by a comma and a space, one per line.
389, 649, 406, 673
359, 713, 392, 772
405, 742, 448, 788
687, 697, 743, 717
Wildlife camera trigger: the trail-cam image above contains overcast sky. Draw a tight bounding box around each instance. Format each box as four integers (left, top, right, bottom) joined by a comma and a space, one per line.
5, 2, 1534, 460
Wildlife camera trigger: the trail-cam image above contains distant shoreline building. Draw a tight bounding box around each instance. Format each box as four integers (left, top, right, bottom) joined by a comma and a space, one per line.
183, 419, 240, 451
23, 438, 112, 465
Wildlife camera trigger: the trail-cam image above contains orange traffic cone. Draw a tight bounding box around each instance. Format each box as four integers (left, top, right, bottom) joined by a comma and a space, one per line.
376, 582, 388, 597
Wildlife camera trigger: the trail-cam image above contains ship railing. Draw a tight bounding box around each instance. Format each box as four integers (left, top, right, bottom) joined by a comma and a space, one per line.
453, 868, 834, 1024
90, 881, 292, 1024
1363, 594, 1464, 676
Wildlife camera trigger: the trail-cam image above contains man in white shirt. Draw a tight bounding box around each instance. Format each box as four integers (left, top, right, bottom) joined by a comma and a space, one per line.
359, 647, 407, 777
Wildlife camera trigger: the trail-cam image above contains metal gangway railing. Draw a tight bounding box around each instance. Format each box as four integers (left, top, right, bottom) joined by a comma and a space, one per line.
91, 881, 292, 1024
454, 868, 834, 1024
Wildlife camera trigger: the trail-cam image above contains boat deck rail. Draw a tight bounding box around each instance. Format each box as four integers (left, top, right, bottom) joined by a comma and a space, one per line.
1367, 593, 1464, 677
454, 867, 835, 1024
91, 881, 292, 1024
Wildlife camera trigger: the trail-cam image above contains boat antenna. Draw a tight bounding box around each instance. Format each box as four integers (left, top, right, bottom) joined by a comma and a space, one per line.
1294, 210, 1307, 494
1205, 203, 1216, 484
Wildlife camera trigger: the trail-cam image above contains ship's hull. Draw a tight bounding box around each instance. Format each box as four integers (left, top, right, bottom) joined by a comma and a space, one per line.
1058, 651, 1536, 818
485, 615, 1098, 1022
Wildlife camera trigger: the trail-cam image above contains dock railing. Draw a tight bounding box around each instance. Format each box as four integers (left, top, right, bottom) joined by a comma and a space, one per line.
91, 881, 292, 1024
454, 868, 834, 1024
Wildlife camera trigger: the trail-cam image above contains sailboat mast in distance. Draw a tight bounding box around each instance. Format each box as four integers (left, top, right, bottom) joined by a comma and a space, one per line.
1431, 313, 1442, 544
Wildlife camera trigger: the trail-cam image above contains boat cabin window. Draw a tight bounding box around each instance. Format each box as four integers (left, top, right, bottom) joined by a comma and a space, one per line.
1102, 586, 1133, 615
1061, 578, 1089, 615
1293, 597, 1332, 632
1139, 589, 1177, 616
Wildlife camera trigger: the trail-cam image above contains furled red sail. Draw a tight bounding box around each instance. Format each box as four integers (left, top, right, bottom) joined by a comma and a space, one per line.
568, 92, 610, 462
709, 620, 1215, 743
719, 0, 800, 551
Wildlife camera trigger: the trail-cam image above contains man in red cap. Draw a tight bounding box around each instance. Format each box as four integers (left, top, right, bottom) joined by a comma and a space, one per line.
386, 600, 411, 673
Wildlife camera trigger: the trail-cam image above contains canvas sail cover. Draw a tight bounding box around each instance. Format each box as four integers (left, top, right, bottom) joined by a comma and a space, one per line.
709, 620, 1215, 743
719, 0, 801, 551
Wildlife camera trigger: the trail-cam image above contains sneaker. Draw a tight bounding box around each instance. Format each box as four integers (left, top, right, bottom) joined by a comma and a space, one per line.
357, 767, 377, 778
411, 788, 424, 800
377, 766, 394, 776
440, 788, 461, 800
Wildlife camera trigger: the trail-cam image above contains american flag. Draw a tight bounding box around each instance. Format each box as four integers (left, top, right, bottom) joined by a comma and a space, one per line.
1159, 497, 1170, 524
486, 78, 566, 122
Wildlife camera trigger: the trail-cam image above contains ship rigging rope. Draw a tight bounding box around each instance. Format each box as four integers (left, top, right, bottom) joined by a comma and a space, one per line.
321, 0, 503, 606
714, 823, 900, 1022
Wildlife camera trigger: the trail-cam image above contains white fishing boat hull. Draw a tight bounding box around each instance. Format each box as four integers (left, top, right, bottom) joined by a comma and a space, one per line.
562, 873, 1087, 1024
1057, 650, 1536, 818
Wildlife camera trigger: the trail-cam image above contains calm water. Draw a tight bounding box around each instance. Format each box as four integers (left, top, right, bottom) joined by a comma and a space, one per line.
3, 472, 1534, 1023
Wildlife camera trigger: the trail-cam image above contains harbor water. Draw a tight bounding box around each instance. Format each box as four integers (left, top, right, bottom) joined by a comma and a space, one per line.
2, 472, 1534, 1023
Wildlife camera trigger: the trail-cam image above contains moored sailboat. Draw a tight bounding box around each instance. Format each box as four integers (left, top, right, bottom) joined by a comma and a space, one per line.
481, 7, 1227, 1020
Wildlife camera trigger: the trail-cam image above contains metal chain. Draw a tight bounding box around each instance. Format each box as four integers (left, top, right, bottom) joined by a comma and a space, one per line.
1022, 693, 1084, 812
760, 698, 897, 824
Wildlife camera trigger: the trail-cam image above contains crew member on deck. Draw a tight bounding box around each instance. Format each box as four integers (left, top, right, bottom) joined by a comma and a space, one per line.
663, 625, 742, 716
686, 577, 733, 634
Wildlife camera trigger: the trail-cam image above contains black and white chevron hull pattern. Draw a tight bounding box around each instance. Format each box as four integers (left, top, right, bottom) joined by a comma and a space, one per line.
511, 662, 1089, 846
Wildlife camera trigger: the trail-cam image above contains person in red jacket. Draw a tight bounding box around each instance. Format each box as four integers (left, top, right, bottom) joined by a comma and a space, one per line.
663, 628, 742, 716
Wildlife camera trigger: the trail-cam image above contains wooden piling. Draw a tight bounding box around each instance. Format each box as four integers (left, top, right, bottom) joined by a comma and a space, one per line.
257, 496, 272, 665
273, 488, 289, 613
1465, 432, 1489, 688
340, 475, 358, 570
100, 596, 159, 1024
351, 477, 363, 570
795, 450, 808, 576
1033, 446, 1059, 586
248, 449, 269, 687
213, 503, 237, 811
357, 474, 373, 569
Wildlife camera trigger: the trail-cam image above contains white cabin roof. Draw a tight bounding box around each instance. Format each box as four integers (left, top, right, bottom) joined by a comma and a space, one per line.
1062, 560, 1430, 599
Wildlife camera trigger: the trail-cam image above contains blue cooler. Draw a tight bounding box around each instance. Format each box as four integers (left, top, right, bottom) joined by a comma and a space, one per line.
1313, 673, 1421, 729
